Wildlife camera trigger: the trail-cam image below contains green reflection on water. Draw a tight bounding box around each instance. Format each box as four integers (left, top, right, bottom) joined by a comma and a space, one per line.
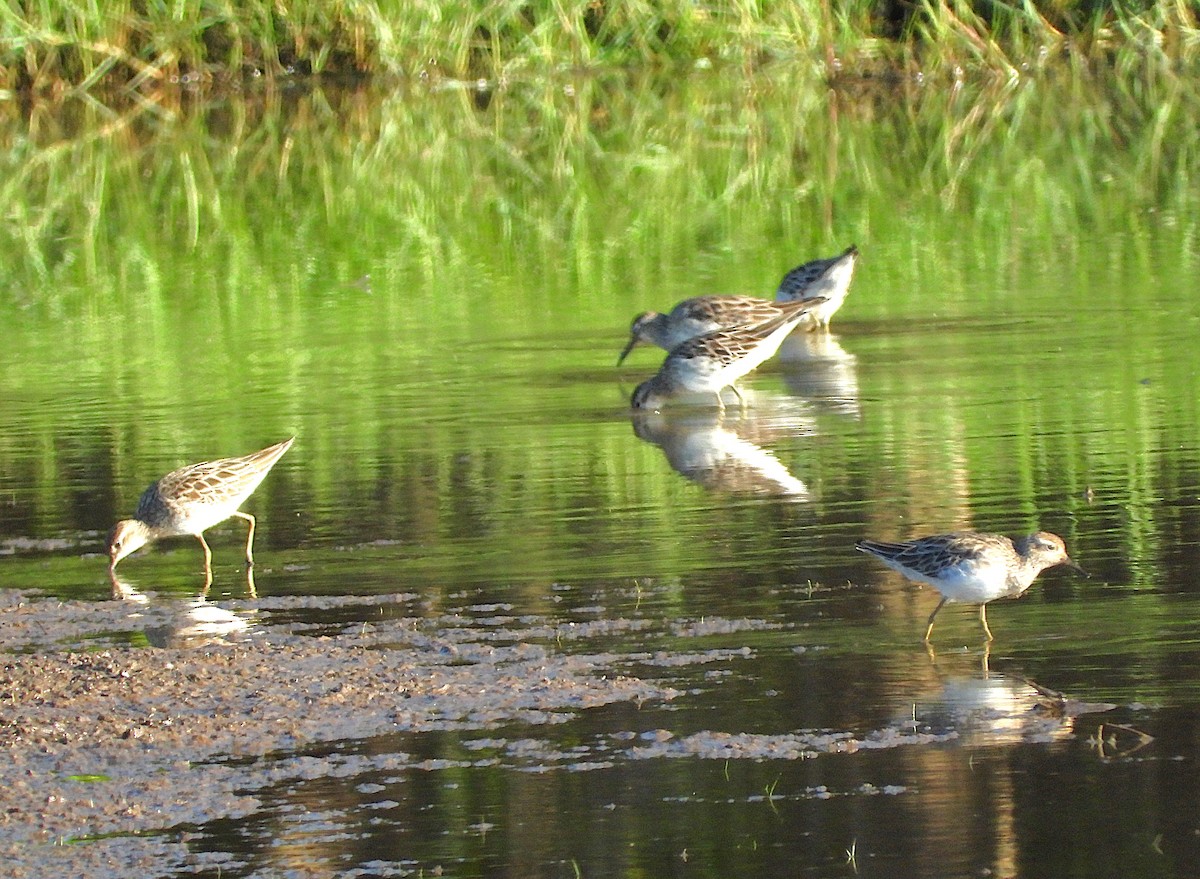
0, 65, 1198, 632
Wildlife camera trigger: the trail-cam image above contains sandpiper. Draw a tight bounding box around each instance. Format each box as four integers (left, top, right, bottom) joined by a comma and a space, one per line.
630, 298, 822, 412
856, 531, 1083, 642
108, 437, 294, 580
775, 244, 858, 329
618, 295, 803, 365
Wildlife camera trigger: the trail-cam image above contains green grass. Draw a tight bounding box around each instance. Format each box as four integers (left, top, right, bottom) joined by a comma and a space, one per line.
1, 62, 1197, 552
1, 1, 1198, 92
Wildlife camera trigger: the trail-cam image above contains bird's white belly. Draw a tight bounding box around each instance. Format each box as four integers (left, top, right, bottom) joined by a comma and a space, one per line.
670, 358, 733, 393
925, 559, 1012, 603
170, 505, 240, 536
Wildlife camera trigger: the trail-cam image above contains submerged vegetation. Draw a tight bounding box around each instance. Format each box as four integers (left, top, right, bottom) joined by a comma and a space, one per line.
1, 0, 1198, 92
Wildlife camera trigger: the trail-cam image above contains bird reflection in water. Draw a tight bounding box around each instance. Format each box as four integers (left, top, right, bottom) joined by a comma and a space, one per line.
631, 407, 812, 499
777, 331, 861, 418
110, 574, 257, 649
905, 649, 1117, 748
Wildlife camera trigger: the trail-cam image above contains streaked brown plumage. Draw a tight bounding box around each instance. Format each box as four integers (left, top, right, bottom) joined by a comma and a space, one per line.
618, 294, 805, 365
108, 437, 294, 578
630, 298, 823, 412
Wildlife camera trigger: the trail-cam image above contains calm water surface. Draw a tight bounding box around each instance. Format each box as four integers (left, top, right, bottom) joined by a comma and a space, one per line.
2, 66, 1200, 877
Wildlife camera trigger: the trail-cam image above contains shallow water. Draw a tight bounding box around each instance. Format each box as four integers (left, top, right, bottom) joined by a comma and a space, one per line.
2, 65, 1200, 877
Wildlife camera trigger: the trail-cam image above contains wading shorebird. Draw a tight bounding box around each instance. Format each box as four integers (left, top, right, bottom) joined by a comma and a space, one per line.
856, 531, 1084, 642
775, 244, 859, 330
630, 298, 823, 413
108, 437, 294, 583
618, 294, 807, 365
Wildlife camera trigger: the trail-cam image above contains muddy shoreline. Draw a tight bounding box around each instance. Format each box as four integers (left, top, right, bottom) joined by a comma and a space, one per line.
2, 586, 1110, 878
0, 589, 680, 878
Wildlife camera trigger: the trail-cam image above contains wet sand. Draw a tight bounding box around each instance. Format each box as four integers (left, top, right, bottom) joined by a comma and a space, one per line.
0, 589, 679, 878
1, 586, 1108, 878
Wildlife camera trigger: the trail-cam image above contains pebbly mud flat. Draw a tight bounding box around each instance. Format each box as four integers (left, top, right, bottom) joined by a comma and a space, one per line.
0, 588, 683, 879
0, 586, 1118, 879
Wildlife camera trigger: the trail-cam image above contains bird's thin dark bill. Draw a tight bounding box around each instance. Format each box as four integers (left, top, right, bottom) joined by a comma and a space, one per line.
616, 336, 638, 365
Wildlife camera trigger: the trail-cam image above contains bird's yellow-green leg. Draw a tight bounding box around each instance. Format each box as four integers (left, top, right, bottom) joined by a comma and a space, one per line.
233, 510, 258, 565
729, 384, 746, 411
924, 597, 948, 642
979, 603, 994, 642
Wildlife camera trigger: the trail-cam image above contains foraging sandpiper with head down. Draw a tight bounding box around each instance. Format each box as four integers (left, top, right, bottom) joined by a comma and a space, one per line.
775, 244, 859, 330
618, 294, 810, 365
108, 437, 294, 582
630, 297, 823, 413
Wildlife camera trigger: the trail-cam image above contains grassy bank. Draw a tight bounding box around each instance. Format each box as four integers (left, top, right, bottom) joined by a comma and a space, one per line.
2, 0, 1198, 92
